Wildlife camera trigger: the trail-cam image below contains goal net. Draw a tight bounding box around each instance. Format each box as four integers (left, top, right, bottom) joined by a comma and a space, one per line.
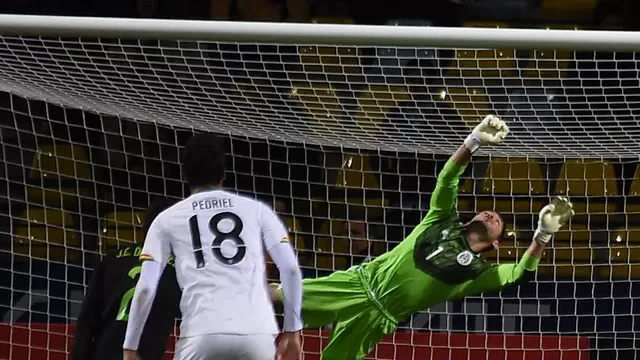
0, 17, 638, 360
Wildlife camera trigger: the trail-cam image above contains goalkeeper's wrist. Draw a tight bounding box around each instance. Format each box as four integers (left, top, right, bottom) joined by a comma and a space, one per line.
533, 227, 552, 245
464, 133, 482, 154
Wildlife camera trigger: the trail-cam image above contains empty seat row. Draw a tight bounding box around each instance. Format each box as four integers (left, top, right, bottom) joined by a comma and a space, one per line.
13, 208, 146, 263
27, 143, 93, 206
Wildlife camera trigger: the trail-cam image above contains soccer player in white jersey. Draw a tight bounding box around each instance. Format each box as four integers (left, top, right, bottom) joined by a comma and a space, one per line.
123, 133, 303, 360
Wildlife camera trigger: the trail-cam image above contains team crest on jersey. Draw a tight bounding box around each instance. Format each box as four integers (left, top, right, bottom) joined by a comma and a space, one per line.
456, 251, 473, 266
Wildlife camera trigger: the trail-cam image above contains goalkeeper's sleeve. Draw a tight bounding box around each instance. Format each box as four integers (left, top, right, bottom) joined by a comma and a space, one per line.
70, 258, 107, 360
461, 251, 539, 297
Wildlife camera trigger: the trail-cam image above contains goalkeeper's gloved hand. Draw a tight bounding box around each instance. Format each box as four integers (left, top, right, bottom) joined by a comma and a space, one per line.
464, 115, 510, 153
534, 196, 575, 245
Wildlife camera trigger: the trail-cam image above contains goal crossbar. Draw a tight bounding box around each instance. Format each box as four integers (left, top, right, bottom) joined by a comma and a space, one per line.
1, 14, 640, 51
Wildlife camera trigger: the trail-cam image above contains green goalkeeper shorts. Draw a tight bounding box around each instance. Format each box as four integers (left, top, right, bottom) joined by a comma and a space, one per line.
280, 266, 397, 360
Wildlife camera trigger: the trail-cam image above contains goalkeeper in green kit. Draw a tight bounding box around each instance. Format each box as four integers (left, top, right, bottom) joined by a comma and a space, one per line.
271, 115, 575, 359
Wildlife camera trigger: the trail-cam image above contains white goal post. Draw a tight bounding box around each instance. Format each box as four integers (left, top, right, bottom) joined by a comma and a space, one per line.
1, 14, 640, 50
0, 13, 638, 360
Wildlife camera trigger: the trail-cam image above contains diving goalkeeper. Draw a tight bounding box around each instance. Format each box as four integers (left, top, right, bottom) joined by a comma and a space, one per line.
271, 115, 575, 359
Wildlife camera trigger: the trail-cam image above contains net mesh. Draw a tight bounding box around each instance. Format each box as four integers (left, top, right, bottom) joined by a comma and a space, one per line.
0, 24, 639, 360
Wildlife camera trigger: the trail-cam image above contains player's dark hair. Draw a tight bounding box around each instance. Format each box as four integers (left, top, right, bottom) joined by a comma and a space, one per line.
181, 132, 226, 189
143, 198, 177, 236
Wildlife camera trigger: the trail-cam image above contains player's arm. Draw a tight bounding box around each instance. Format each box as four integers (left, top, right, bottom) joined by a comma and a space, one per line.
122, 217, 171, 356
70, 257, 108, 360
463, 197, 574, 294
260, 205, 303, 334
422, 115, 509, 224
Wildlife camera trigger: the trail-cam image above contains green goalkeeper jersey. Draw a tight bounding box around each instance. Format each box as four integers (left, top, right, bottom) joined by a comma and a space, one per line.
363, 159, 540, 321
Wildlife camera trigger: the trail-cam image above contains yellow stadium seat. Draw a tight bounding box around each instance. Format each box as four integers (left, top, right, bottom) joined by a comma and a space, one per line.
27, 143, 93, 206
315, 220, 349, 254
314, 219, 350, 271
457, 178, 474, 212
14, 208, 80, 262
444, 87, 491, 130
451, 48, 517, 79
299, 45, 361, 75
478, 157, 546, 214
523, 49, 573, 79
282, 216, 306, 250
290, 82, 343, 130
542, 0, 597, 16
354, 85, 410, 134
605, 227, 640, 279
625, 164, 640, 215
463, 21, 511, 28
545, 222, 594, 278
556, 159, 618, 215
521, 25, 579, 79
553, 222, 592, 244
281, 215, 313, 268
100, 211, 145, 253
311, 17, 355, 24
301, 18, 359, 75
335, 154, 380, 190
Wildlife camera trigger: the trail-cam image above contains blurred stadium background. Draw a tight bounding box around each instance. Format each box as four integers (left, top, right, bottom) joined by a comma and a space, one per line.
1, 0, 640, 359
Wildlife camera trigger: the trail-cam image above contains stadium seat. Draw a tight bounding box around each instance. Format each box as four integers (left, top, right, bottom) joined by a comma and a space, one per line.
542, 0, 597, 16
300, 18, 359, 75
281, 215, 306, 250
14, 208, 80, 262
478, 157, 546, 213
311, 17, 355, 25
555, 159, 618, 215
99, 211, 146, 253
281, 215, 313, 269
625, 164, 640, 215
463, 22, 511, 28
457, 178, 474, 213
290, 82, 343, 126
314, 219, 350, 271
606, 227, 640, 279
547, 223, 594, 279
335, 154, 380, 190
354, 85, 410, 134
444, 87, 491, 130
27, 143, 93, 207
299, 45, 361, 75
452, 48, 517, 79
523, 48, 573, 79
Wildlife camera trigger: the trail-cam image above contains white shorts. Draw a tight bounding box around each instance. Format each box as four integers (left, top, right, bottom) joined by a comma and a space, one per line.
173, 334, 276, 360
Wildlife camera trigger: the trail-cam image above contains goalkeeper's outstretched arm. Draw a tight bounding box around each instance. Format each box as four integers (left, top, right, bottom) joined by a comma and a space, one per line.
462, 197, 575, 295
422, 115, 509, 225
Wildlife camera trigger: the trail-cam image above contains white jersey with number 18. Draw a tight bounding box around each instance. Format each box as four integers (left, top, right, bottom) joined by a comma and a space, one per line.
140, 190, 288, 337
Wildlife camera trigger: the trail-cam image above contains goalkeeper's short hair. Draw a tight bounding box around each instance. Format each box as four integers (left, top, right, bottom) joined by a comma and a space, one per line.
143, 198, 177, 236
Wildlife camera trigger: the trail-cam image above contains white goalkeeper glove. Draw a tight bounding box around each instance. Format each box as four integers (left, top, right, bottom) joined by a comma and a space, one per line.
464, 115, 510, 154
534, 196, 575, 245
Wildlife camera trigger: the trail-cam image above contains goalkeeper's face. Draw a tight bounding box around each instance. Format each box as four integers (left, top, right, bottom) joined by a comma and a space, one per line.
468, 211, 504, 252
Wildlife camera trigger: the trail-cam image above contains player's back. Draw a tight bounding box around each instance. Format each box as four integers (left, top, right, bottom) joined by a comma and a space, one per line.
72, 243, 180, 360
159, 190, 278, 337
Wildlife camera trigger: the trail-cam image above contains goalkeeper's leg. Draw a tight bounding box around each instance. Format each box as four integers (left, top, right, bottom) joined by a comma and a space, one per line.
273, 268, 370, 328
321, 313, 394, 360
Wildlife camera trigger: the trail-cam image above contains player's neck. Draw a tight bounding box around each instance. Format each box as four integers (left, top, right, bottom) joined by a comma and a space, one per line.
190, 184, 222, 194
464, 233, 483, 254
